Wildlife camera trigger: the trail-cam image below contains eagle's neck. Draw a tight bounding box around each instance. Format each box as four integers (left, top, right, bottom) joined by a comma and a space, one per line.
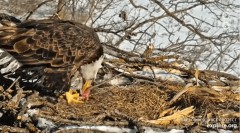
80, 55, 104, 80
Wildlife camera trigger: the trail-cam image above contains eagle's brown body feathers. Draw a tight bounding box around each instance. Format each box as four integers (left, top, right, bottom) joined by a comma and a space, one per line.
0, 19, 103, 91
0, 19, 103, 68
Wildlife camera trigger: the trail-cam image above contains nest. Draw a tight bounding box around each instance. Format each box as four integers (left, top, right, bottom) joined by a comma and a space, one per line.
0, 78, 239, 132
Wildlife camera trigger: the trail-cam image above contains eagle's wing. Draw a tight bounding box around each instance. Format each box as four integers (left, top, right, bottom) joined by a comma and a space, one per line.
0, 19, 103, 71
0, 19, 103, 95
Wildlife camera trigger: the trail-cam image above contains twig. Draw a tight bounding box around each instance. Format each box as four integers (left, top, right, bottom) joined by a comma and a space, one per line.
91, 73, 124, 89
0, 126, 29, 133
25, 0, 53, 20
6, 76, 20, 92
224, 54, 240, 71
168, 83, 193, 105
149, 66, 157, 81
129, 0, 148, 10
36, 113, 129, 127
104, 62, 155, 81
114, 109, 145, 132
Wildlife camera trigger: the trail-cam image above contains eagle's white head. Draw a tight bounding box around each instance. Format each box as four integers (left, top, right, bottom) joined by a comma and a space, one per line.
80, 55, 104, 80
77, 55, 104, 98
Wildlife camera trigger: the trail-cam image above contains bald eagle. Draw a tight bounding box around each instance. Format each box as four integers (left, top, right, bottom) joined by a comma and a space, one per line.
0, 19, 104, 103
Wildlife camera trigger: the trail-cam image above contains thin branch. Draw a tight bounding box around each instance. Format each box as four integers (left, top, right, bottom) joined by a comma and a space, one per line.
25, 0, 53, 20
224, 54, 240, 71
129, 0, 148, 11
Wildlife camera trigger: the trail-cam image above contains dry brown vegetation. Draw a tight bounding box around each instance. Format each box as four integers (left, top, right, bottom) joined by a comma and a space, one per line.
0, 0, 240, 132
0, 76, 239, 132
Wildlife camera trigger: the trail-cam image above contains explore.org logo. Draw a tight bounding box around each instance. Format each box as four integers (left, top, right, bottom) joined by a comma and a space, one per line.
207, 123, 238, 129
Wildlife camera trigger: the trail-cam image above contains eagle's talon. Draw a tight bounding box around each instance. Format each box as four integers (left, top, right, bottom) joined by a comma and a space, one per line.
65, 89, 84, 104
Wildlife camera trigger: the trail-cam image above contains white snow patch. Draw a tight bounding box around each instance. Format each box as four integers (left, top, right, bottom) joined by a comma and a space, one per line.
27, 109, 39, 117
57, 125, 186, 133
133, 70, 185, 83
104, 73, 131, 85
59, 125, 137, 133
37, 118, 56, 129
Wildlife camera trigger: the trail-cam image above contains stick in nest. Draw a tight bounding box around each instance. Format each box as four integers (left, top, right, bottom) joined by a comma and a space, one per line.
168, 83, 193, 106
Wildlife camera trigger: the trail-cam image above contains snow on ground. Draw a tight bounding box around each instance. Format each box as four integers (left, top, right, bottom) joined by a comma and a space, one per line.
51, 125, 236, 133
55, 125, 186, 133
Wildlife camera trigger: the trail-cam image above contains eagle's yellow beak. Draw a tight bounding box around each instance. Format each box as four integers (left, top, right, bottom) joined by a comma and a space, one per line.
81, 79, 92, 100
